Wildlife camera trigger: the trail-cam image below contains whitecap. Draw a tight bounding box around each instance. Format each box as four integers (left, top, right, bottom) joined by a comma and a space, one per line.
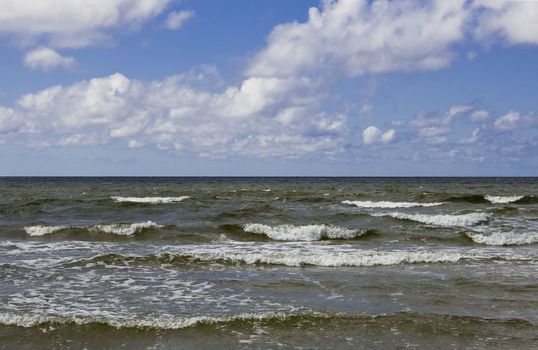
466, 231, 538, 246
371, 212, 490, 227
92, 221, 163, 236
178, 246, 476, 267
111, 196, 190, 204
24, 221, 162, 237
342, 200, 445, 208
24, 225, 68, 237
0, 311, 327, 329
242, 223, 361, 241
484, 195, 524, 204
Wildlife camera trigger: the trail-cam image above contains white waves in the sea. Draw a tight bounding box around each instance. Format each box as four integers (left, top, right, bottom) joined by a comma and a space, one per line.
23, 225, 69, 237
484, 195, 524, 204
24, 221, 162, 237
371, 212, 490, 227
342, 200, 445, 208
467, 231, 538, 246
111, 196, 190, 204
186, 248, 466, 267
0, 311, 328, 329
242, 223, 362, 241
3, 240, 536, 269
92, 221, 163, 236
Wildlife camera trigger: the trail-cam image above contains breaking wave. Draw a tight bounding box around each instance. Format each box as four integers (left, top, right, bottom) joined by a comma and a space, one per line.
466, 231, 538, 246
24, 221, 162, 237
0, 311, 329, 330
445, 194, 536, 204
342, 200, 445, 208
242, 223, 362, 241
23, 225, 68, 237
111, 196, 190, 204
371, 212, 490, 227
485, 195, 524, 204
62, 244, 536, 268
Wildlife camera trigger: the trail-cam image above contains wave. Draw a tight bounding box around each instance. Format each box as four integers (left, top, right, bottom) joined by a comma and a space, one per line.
62, 245, 535, 268
371, 212, 490, 227
110, 196, 190, 204
342, 200, 445, 208
446, 194, 536, 204
242, 223, 362, 241
485, 195, 524, 204
24, 221, 162, 237
0, 311, 531, 332
23, 225, 69, 236
0, 311, 329, 330
466, 231, 538, 246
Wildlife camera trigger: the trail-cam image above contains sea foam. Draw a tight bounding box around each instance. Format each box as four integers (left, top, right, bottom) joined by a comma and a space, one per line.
466, 231, 538, 246
0, 311, 327, 330
92, 221, 163, 236
186, 249, 466, 267
24, 225, 68, 237
371, 212, 490, 227
342, 200, 445, 208
484, 195, 524, 204
111, 196, 190, 204
24, 221, 162, 237
242, 223, 361, 241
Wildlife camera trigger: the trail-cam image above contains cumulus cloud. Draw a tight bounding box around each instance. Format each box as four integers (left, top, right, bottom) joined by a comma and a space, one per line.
0, 72, 345, 157
362, 126, 395, 145
474, 0, 538, 45
2, 0, 538, 164
492, 111, 534, 131
393, 105, 537, 165
23, 47, 75, 71
494, 111, 520, 130
0, 0, 173, 48
247, 0, 467, 79
165, 10, 194, 30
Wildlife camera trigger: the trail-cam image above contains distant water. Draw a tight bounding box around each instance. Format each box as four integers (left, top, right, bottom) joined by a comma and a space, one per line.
1, 177, 537, 349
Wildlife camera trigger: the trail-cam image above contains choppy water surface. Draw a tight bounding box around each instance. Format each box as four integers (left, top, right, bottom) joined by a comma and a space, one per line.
0, 177, 537, 349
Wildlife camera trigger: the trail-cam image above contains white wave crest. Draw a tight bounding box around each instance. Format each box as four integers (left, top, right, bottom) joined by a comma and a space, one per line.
342, 200, 444, 208
484, 195, 524, 204
0, 311, 323, 329
371, 212, 490, 227
467, 231, 538, 246
24, 225, 68, 237
111, 196, 190, 204
24, 221, 162, 237
92, 221, 163, 236
185, 248, 466, 267
242, 223, 361, 241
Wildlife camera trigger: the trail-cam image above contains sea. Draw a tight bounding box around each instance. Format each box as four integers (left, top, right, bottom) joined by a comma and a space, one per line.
0, 177, 537, 349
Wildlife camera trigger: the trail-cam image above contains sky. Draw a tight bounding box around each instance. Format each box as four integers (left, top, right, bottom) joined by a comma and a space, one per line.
0, 0, 537, 176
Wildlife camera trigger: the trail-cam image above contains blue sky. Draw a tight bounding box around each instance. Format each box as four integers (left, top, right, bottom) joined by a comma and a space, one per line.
0, 0, 537, 176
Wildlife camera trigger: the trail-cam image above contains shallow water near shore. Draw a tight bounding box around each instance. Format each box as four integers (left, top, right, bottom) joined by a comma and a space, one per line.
0, 177, 537, 349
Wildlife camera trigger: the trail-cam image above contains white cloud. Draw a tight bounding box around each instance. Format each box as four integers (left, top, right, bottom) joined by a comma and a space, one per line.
0, 0, 173, 48
362, 126, 395, 145
0, 106, 18, 133
474, 1, 538, 45
165, 10, 194, 30
1, 72, 345, 157
470, 110, 489, 122
23, 47, 75, 71
247, 0, 467, 78
419, 126, 450, 138
494, 111, 521, 130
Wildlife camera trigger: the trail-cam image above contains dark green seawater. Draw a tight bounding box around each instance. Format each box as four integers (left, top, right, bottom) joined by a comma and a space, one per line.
0, 177, 537, 349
